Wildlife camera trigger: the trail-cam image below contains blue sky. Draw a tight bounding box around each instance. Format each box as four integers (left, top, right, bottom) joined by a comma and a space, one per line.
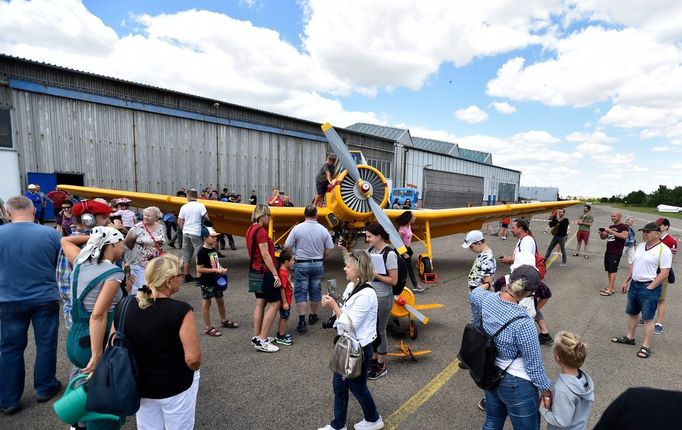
2, 0, 682, 198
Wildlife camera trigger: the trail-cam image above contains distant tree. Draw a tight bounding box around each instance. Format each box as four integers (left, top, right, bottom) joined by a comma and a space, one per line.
608, 195, 623, 203
647, 185, 671, 207
600, 197, 608, 203
625, 190, 647, 205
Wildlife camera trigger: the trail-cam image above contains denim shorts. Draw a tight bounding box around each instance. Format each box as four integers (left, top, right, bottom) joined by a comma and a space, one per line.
294, 261, 324, 303
625, 280, 661, 321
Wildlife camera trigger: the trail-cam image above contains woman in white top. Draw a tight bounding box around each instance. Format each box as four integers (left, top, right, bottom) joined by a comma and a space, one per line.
125, 206, 167, 294
319, 249, 383, 430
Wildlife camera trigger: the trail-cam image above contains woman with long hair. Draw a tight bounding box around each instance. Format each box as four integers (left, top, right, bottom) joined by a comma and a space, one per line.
396, 211, 427, 293
115, 254, 201, 429
319, 249, 383, 430
364, 222, 397, 380
246, 204, 282, 353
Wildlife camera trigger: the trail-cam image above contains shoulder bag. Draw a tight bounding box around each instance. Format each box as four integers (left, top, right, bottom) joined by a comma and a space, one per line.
330, 314, 363, 379
86, 296, 140, 416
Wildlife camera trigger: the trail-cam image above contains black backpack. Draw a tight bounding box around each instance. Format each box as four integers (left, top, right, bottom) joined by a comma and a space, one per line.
370, 246, 408, 295
457, 315, 525, 390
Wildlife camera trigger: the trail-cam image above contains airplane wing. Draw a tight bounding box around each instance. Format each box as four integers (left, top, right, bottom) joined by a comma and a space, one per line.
382, 200, 581, 238
57, 185, 327, 237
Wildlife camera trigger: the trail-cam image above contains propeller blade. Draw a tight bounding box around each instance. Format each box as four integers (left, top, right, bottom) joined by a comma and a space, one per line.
369, 198, 407, 256
321, 123, 361, 182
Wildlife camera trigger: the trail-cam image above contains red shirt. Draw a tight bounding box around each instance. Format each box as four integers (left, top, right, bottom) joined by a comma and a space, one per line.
268, 196, 283, 207
661, 233, 678, 256
246, 223, 275, 272
279, 268, 293, 304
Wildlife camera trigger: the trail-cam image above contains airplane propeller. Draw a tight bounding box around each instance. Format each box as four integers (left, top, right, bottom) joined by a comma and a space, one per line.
322, 123, 407, 256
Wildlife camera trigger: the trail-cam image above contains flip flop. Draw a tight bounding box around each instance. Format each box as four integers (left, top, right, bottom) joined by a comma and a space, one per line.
600, 290, 614, 296
221, 320, 239, 329
204, 327, 222, 337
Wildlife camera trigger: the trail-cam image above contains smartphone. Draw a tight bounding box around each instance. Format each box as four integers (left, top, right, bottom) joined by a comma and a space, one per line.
499, 255, 504, 260
326, 279, 338, 297
599, 227, 606, 232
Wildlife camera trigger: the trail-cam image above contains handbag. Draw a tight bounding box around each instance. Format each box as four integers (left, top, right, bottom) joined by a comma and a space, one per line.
247, 225, 265, 293
86, 296, 140, 416
143, 223, 165, 257
329, 315, 364, 379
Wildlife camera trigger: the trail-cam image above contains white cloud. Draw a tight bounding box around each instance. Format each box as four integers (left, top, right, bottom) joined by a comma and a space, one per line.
575, 142, 613, 155
454, 105, 488, 124
491, 101, 517, 114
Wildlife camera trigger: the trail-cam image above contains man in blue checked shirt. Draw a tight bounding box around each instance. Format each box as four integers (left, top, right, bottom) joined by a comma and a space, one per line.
469, 265, 552, 430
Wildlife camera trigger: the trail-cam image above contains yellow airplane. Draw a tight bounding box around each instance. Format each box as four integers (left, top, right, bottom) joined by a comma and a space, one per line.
59, 123, 580, 286
387, 340, 432, 361
390, 286, 444, 340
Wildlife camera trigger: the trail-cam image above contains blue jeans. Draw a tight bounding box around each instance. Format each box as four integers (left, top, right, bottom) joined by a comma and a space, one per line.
294, 261, 324, 304
331, 344, 379, 429
483, 373, 540, 430
0, 300, 60, 408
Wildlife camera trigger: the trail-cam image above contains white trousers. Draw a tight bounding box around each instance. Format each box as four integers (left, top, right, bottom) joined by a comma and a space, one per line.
136, 370, 200, 430
130, 263, 145, 295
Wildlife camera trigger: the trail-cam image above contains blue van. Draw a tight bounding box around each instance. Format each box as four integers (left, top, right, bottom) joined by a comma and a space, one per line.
390, 187, 419, 208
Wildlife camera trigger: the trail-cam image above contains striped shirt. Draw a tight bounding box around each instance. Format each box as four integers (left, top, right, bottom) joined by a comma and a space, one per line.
469, 288, 552, 391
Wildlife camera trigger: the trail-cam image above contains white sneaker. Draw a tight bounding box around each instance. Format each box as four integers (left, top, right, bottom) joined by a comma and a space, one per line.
318, 426, 347, 430
255, 339, 279, 353
354, 416, 384, 430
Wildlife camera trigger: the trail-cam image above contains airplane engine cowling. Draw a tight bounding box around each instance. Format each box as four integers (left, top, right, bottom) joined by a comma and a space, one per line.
328, 165, 389, 221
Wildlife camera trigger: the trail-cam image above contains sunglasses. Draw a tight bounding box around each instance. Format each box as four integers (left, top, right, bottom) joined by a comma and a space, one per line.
62, 207, 72, 210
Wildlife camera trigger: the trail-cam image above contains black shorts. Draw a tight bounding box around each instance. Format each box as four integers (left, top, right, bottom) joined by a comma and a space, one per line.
604, 252, 622, 273
316, 180, 329, 196
254, 271, 282, 303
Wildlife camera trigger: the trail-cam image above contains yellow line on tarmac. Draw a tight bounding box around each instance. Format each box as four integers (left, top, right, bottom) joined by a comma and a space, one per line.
384, 359, 461, 429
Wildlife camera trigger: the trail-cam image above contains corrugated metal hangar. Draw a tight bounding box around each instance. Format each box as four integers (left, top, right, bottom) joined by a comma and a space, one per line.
0, 54, 520, 211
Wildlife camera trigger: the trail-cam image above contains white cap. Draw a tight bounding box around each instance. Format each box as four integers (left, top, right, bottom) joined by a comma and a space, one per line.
462, 230, 485, 248
27, 184, 37, 189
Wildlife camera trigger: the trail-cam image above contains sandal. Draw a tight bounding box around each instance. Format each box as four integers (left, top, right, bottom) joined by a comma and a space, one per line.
221, 320, 239, 329
600, 290, 614, 296
637, 346, 651, 358
611, 335, 635, 345
204, 327, 222, 337
572, 252, 579, 257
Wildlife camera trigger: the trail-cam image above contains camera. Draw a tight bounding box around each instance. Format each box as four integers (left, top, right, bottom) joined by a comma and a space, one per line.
322, 314, 337, 329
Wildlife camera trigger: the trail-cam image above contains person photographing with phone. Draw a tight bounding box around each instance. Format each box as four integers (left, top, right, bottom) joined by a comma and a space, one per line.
598, 211, 629, 297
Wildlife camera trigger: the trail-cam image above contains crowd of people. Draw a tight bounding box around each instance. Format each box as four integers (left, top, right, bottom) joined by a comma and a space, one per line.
0, 183, 679, 430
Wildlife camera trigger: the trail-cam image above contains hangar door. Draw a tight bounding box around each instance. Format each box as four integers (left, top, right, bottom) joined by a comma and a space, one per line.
422, 168, 484, 209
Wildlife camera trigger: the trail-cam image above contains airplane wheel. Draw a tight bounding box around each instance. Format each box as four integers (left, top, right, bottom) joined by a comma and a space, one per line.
422, 256, 433, 274
418, 255, 433, 275
409, 320, 418, 340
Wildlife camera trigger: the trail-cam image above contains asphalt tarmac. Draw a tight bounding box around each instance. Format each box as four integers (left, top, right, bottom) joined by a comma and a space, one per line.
6, 204, 681, 430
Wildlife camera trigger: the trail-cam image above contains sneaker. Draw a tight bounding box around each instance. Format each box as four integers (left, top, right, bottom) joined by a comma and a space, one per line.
354, 416, 384, 430
501, 236, 507, 240
413, 284, 427, 293
255, 339, 279, 353
297, 321, 308, 333
274, 335, 292, 346
654, 323, 664, 335
309, 314, 320, 325
183, 274, 195, 283
283, 333, 294, 341
638, 318, 644, 326
559, 263, 567, 267
477, 397, 486, 411
0, 404, 21, 415
318, 426, 347, 430
539, 333, 553, 345
252, 336, 275, 348
368, 363, 388, 380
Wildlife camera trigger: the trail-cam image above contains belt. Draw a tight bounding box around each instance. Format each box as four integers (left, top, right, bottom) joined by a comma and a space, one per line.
296, 258, 323, 263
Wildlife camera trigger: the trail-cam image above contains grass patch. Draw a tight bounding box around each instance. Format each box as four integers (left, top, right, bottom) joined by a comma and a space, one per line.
594, 203, 682, 221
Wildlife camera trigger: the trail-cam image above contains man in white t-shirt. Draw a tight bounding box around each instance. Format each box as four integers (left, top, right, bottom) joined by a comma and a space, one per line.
178, 189, 209, 282
611, 222, 672, 359
499, 218, 537, 272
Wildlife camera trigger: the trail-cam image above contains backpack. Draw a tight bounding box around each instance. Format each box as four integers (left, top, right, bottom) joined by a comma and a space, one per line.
458, 315, 526, 390
370, 246, 408, 295
517, 237, 547, 280
86, 296, 140, 416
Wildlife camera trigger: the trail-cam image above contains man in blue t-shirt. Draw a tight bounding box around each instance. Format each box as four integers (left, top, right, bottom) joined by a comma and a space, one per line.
23, 184, 43, 224
0, 196, 62, 415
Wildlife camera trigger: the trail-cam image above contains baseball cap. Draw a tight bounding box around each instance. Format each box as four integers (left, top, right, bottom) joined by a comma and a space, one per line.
510, 265, 541, 291
27, 184, 36, 190
655, 217, 670, 227
201, 226, 220, 238
72, 200, 114, 217
462, 230, 485, 248
639, 222, 661, 232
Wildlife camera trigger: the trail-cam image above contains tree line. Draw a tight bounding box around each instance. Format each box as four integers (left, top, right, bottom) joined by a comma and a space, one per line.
600, 185, 682, 207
